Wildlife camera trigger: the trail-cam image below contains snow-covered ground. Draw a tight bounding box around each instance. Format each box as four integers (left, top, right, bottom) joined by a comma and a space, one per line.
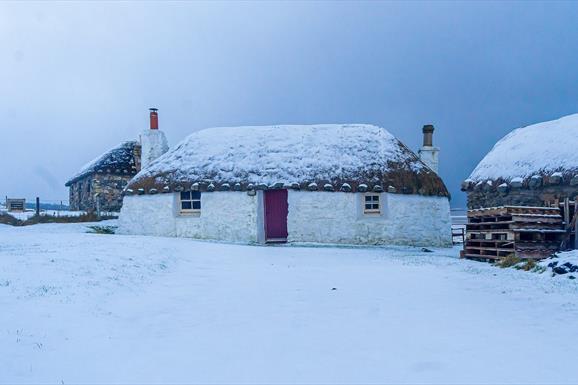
1, 222, 578, 384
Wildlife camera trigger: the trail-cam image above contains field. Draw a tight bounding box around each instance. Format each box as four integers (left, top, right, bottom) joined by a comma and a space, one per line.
1, 221, 578, 384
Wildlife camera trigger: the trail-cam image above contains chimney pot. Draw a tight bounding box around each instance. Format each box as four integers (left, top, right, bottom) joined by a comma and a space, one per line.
422, 124, 434, 147
149, 108, 159, 130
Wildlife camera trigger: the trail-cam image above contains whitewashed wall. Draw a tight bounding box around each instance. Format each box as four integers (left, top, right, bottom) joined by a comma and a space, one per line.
287, 191, 451, 246
118, 191, 451, 247
140, 129, 169, 169
118, 194, 176, 237
118, 192, 259, 243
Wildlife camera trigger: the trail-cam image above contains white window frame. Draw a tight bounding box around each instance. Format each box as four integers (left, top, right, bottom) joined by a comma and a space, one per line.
363, 193, 381, 214
179, 191, 201, 215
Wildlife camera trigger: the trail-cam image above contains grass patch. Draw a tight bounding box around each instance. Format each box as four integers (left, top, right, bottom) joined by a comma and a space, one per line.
519, 259, 537, 271
496, 254, 521, 268
0, 212, 117, 227
87, 225, 117, 234
0, 213, 21, 226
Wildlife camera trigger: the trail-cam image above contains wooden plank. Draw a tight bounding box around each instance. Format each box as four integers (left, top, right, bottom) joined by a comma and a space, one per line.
465, 246, 517, 253
463, 254, 500, 260
465, 205, 566, 260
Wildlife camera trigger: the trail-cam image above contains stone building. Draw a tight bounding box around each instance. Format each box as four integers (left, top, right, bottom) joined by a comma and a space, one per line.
65, 108, 168, 212
462, 113, 578, 209
65, 141, 141, 212
118, 123, 452, 246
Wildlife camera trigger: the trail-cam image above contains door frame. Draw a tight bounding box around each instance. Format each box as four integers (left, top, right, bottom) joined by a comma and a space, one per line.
263, 189, 289, 243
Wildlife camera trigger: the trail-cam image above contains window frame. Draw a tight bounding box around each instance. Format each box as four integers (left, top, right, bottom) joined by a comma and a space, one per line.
179, 190, 201, 215
363, 193, 381, 215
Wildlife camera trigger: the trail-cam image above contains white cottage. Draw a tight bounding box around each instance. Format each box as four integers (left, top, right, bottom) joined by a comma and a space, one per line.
118, 119, 451, 246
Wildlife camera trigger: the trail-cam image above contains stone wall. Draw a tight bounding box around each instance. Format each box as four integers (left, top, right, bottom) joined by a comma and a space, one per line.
68, 176, 93, 211
463, 173, 578, 209
68, 173, 134, 212
467, 186, 578, 209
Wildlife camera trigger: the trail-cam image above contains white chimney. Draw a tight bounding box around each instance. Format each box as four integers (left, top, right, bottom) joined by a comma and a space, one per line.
140, 108, 169, 169
418, 124, 439, 173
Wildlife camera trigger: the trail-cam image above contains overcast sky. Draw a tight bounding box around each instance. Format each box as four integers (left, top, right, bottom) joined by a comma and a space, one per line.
2, 1, 578, 208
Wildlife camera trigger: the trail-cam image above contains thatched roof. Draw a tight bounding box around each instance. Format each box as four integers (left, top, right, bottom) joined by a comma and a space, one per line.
468, 113, 578, 182
463, 113, 578, 191
65, 141, 140, 186
126, 124, 449, 197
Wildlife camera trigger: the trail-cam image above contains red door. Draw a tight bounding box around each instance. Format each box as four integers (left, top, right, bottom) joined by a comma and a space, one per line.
264, 189, 288, 242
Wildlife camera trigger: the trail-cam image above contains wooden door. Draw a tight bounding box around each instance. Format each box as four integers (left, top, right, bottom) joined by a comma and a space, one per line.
264, 189, 288, 242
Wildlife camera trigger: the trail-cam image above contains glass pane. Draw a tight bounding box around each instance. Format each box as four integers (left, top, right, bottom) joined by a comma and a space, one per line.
365, 204, 372, 210
372, 195, 379, 202
372, 204, 379, 210
181, 201, 192, 210
365, 195, 371, 202
192, 201, 201, 210
191, 191, 201, 200
180, 191, 191, 200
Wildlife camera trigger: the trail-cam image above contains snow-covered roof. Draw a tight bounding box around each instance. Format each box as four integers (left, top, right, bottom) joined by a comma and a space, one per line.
468, 113, 578, 182
65, 141, 140, 186
127, 124, 448, 196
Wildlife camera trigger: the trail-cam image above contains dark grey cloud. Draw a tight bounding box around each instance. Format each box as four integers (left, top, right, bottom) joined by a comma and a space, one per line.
2, 1, 578, 207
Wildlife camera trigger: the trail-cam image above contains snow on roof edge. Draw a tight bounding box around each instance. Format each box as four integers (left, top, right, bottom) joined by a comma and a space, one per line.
468, 113, 578, 182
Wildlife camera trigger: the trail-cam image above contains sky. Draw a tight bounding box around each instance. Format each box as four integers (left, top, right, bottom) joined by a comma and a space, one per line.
2, 1, 578, 208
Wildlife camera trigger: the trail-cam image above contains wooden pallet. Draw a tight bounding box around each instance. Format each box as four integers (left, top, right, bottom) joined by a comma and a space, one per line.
462, 205, 565, 262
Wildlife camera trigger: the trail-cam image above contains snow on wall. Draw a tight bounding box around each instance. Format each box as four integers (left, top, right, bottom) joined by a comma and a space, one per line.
469, 113, 578, 181
119, 191, 451, 247
287, 192, 451, 246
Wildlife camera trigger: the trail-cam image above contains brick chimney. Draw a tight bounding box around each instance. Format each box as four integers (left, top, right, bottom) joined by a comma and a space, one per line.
418, 124, 439, 173
149, 108, 159, 130
140, 108, 168, 169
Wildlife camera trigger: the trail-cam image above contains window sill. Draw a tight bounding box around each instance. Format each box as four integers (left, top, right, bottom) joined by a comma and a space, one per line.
178, 211, 201, 217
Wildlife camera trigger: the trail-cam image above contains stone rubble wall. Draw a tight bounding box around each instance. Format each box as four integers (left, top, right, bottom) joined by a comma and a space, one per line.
68, 173, 134, 212
467, 186, 578, 209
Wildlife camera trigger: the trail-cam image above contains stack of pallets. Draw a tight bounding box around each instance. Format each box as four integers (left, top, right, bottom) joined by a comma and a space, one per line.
462, 206, 565, 262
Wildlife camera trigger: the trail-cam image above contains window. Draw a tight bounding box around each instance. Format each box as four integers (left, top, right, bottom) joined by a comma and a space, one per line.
180, 191, 201, 213
364, 193, 381, 214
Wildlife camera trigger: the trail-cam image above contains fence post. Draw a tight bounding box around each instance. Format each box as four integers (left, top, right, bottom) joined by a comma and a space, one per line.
575, 201, 578, 250
35, 197, 40, 216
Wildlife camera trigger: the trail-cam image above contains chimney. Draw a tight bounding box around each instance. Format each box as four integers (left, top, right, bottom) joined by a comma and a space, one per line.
418, 124, 439, 173
140, 108, 169, 169
422, 124, 434, 147
149, 108, 159, 130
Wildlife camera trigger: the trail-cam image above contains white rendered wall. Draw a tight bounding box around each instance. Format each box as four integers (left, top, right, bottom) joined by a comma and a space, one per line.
119, 191, 452, 247
118, 194, 176, 237
118, 192, 259, 243
287, 191, 451, 247
418, 146, 440, 173
174, 192, 258, 242
140, 129, 169, 169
